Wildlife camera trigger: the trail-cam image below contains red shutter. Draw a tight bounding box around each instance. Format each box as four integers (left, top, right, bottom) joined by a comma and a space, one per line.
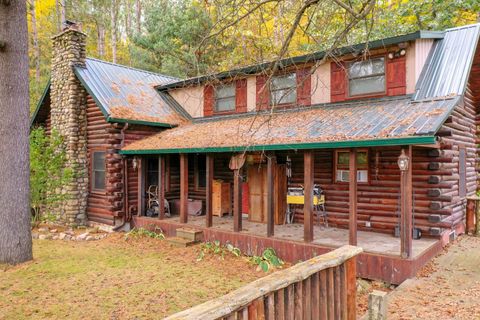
204, 85, 214, 116
235, 79, 248, 113
256, 75, 270, 111
330, 62, 346, 102
296, 68, 311, 106
386, 56, 406, 96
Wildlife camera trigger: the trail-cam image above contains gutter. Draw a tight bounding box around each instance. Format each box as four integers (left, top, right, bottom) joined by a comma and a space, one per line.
120, 136, 437, 155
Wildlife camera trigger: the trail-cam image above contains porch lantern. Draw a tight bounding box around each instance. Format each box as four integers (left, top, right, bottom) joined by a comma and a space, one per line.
397, 149, 409, 171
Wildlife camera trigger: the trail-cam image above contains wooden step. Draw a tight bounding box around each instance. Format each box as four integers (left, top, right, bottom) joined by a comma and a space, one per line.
176, 227, 204, 242
166, 236, 199, 247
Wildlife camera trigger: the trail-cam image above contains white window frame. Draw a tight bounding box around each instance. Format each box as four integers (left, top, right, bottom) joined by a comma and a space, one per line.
270, 73, 297, 105
347, 57, 386, 97
214, 84, 236, 112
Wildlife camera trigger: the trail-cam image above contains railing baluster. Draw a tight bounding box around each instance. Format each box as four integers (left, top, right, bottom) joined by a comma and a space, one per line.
287, 284, 295, 319
294, 281, 303, 319
312, 272, 320, 319
327, 268, 334, 320
319, 270, 328, 320
276, 288, 285, 320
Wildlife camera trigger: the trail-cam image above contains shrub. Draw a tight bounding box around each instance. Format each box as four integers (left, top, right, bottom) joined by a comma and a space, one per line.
30, 127, 72, 224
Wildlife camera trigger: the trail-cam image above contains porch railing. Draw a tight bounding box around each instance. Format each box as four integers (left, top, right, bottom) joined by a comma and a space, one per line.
164, 245, 362, 320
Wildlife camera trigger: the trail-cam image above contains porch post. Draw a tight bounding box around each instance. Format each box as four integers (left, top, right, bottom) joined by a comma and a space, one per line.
267, 154, 276, 237
206, 154, 214, 228
304, 150, 314, 242
180, 153, 188, 224
158, 156, 165, 220
400, 146, 413, 258
233, 168, 242, 232
137, 157, 145, 216
349, 148, 357, 246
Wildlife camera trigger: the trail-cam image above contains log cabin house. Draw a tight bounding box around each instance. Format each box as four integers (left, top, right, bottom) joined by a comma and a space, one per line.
32, 23, 480, 284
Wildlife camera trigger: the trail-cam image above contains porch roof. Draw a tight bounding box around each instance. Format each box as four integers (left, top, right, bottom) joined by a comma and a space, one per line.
121, 95, 459, 154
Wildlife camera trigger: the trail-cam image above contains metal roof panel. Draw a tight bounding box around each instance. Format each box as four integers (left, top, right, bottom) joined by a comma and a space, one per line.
122, 96, 457, 154
74, 58, 187, 126
414, 24, 480, 100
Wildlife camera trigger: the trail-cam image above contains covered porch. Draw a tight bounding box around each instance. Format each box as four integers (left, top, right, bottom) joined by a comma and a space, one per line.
121, 96, 458, 283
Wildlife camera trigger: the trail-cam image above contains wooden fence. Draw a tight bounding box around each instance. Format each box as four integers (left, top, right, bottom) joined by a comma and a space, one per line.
165, 245, 362, 320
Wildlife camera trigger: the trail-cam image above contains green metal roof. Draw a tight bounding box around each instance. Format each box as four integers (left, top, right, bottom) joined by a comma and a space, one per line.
121, 95, 456, 155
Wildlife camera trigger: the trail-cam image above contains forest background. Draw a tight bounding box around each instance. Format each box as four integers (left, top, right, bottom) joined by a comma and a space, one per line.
27, 0, 480, 111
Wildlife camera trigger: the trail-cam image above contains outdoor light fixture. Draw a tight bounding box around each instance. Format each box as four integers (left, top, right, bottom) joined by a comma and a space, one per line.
388, 49, 406, 59
132, 156, 138, 171
397, 149, 409, 171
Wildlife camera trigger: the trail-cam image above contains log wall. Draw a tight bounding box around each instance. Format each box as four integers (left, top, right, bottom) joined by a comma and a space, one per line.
86, 96, 162, 225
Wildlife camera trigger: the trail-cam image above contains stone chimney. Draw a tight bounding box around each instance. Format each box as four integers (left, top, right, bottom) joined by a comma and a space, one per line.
50, 22, 88, 226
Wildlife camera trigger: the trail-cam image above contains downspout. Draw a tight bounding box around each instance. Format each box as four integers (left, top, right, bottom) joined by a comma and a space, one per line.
113, 123, 129, 231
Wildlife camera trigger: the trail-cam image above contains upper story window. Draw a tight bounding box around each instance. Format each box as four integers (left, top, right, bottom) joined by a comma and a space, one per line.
270, 73, 297, 105
92, 151, 106, 191
347, 57, 385, 97
215, 84, 236, 112
335, 150, 369, 183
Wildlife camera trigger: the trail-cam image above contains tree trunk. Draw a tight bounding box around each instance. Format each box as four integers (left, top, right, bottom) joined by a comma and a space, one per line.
56, 0, 66, 31
0, 0, 33, 264
125, 0, 131, 37
111, 0, 118, 64
96, 21, 105, 59
28, 0, 41, 83
135, 0, 141, 34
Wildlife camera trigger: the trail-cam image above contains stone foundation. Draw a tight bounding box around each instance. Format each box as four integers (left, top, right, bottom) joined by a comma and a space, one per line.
49, 28, 88, 226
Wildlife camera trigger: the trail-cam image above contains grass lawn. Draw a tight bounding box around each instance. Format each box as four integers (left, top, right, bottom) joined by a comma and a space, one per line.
0, 234, 265, 319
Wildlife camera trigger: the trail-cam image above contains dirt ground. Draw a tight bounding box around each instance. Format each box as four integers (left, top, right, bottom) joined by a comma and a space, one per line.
388, 235, 480, 319
0, 233, 265, 320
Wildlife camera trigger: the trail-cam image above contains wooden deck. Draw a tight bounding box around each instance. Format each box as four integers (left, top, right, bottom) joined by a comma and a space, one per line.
133, 215, 444, 284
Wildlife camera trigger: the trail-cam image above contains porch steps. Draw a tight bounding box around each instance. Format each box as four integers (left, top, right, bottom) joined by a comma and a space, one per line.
166, 227, 204, 247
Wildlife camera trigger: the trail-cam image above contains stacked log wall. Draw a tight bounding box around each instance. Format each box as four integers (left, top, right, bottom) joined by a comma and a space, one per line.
87, 96, 162, 224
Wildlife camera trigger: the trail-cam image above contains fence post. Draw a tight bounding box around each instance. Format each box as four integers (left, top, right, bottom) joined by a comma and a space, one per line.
368, 290, 388, 320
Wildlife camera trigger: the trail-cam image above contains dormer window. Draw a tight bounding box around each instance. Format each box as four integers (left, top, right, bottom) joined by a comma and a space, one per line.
215, 84, 236, 112
347, 57, 385, 97
270, 73, 297, 105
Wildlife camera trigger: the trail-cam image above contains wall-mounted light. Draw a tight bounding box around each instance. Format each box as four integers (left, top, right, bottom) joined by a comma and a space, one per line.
132, 156, 139, 171
397, 149, 409, 172
388, 49, 406, 59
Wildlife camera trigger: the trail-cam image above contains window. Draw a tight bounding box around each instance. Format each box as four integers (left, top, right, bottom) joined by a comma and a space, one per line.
270, 73, 297, 105
335, 150, 368, 183
348, 57, 385, 96
92, 151, 106, 191
215, 84, 236, 112
195, 154, 207, 189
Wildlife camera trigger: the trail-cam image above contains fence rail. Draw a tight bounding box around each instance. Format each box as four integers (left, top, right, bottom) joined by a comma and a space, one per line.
165, 245, 362, 320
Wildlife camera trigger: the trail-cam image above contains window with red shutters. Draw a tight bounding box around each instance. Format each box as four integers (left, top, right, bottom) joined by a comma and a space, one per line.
330, 62, 346, 102
203, 85, 214, 116
235, 79, 247, 113
296, 68, 311, 106
386, 56, 406, 96
256, 75, 270, 110
331, 54, 407, 102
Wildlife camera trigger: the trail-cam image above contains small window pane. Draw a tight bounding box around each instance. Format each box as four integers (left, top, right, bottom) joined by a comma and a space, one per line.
270, 73, 297, 105
271, 88, 296, 105
215, 97, 236, 112
348, 57, 385, 96
215, 85, 236, 112
349, 76, 385, 96
93, 152, 105, 170
337, 152, 350, 166
348, 58, 385, 78
92, 152, 106, 190
94, 171, 105, 189
356, 152, 368, 167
